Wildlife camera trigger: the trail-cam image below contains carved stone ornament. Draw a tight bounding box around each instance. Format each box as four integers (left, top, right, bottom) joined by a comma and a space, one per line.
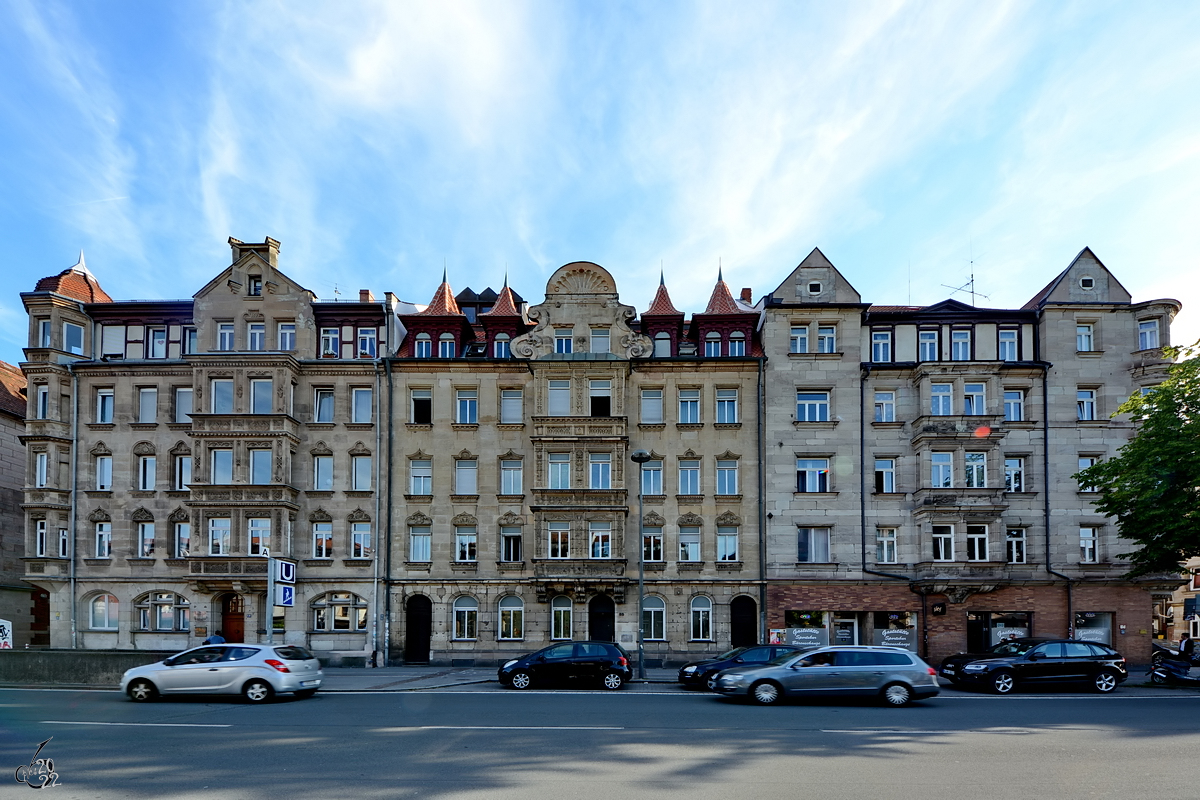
168, 507, 189, 522
90, 441, 112, 456
497, 511, 523, 526
497, 449, 523, 461
715, 450, 742, 460
169, 441, 191, 456
677, 512, 705, 526
456, 449, 476, 460
715, 511, 742, 526
88, 508, 111, 523
347, 508, 371, 522
131, 507, 154, 522
407, 449, 431, 461
309, 507, 333, 523
132, 441, 156, 456
643, 511, 666, 526
310, 441, 333, 457
451, 512, 478, 526
406, 512, 433, 526
681, 449, 699, 459
348, 441, 372, 456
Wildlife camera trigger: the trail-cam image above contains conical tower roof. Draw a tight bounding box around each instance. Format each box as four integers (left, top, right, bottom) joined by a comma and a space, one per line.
644, 273, 682, 316
702, 269, 748, 315
419, 270, 464, 316
481, 282, 521, 317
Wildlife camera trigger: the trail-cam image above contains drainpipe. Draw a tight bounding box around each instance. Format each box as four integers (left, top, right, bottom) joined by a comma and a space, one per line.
68, 362, 79, 649
1041, 363, 1073, 635
383, 357, 395, 665
371, 363, 382, 665
757, 357, 767, 643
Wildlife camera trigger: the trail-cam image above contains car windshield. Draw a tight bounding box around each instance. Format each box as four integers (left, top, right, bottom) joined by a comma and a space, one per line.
717, 647, 749, 660
769, 647, 815, 666
990, 641, 1038, 656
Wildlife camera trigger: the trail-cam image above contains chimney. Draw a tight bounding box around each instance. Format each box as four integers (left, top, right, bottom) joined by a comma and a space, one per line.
359, 289, 376, 303
740, 288, 753, 304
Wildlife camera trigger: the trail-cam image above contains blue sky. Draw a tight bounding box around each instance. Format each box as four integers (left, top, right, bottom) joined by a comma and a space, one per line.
2, 0, 1198, 367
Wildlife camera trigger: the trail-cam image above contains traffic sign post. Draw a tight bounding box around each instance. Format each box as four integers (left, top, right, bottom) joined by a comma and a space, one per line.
266, 557, 296, 645
275, 585, 295, 607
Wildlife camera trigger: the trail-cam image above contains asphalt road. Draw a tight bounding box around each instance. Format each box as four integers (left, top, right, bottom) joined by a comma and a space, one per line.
4, 685, 1200, 799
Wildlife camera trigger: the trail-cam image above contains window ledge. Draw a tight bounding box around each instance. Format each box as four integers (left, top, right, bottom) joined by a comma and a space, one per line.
126, 557, 156, 564
715, 494, 742, 502
871, 421, 905, 429
166, 423, 192, 431
303, 559, 334, 567
641, 494, 666, 504
638, 423, 666, 431
497, 423, 525, 430
871, 492, 906, 497
716, 561, 744, 571
497, 494, 525, 503
450, 495, 479, 503
677, 562, 705, 571
163, 559, 189, 567
450, 423, 479, 431
307, 422, 336, 429
344, 423, 374, 430
406, 423, 433, 431
84, 490, 113, 498
87, 423, 115, 431
643, 561, 667, 571
82, 558, 112, 566
130, 491, 156, 498
307, 491, 334, 498
675, 423, 704, 430
713, 422, 742, 430
793, 562, 839, 568
788, 352, 843, 359
129, 423, 159, 430
404, 561, 432, 571
405, 494, 433, 503
793, 492, 839, 498
344, 491, 373, 498
793, 420, 839, 429
165, 490, 189, 498
1076, 420, 1110, 426
342, 559, 373, 567
1077, 350, 1104, 358
450, 562, 479, 572
1003, 420, 1039, 428
675, 494, 704, 504
1077, 491, 1101, 498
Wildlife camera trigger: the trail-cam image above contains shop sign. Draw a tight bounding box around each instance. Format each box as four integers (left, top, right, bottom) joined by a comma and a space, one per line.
786, 627, 829, 647
874, 628, 916, 651
990, 627, 1029, 645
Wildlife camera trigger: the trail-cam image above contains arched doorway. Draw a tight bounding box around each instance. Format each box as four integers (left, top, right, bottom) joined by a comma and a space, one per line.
588, 594, 615, 642
219, 593, 245, 643
730, 595, 757, 647
405, 595, 432, 663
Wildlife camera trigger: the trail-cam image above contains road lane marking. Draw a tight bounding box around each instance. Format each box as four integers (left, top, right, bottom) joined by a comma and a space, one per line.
41, 721, 232, 728
377, 726, 625, 731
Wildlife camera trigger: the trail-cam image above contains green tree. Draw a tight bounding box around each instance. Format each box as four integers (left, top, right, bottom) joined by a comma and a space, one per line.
1076, 343, 1200, 578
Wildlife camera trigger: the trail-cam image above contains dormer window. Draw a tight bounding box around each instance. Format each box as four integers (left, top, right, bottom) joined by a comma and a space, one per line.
247, 275, 263, 296
555, 328, 573, 354
438, 333, 456, 358
494, 334, 511, 358
320, 328, 339, 357
414, 333, 432, 358
1079, 276, 1095, 290
808, 282, 822, 295
63, 322, 84, 355
654, 332, 671, 357
728, 331, 746, 356
705, 332, 722, 357
358, 328, 377, 358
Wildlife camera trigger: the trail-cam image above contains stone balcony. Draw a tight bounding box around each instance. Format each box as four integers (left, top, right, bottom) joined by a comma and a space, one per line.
531, 416, 627, 440
186, 484, 301, 510
533, 558, 628, 579
910, 487, 1008, 516
910, 415, 1006, 445
188, 413, 301, 441
530, 488, 628, 511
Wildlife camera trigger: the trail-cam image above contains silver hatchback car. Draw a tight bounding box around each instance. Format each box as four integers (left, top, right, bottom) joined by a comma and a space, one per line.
121, 644, 324, 703
711, 645, 940, 706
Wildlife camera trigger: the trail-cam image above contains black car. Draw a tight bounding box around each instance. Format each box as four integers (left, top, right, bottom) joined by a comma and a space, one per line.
678, 645, 806, 689
940, 638, 1127, 694
498, 641, 633, 690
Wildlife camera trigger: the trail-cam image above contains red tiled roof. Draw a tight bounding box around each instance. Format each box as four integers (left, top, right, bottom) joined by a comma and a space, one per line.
644, 283, 681, 316
0, 361, 27, 419
481, 285, 520, 317
419, 280, 464, 316
868, 305, 923, 313
703, 278, 751, 315
34, 267, 112, 303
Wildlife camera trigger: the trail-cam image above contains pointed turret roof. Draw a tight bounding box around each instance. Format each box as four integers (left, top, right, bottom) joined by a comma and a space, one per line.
702, 271, 750, 315
644, 273, 682, 316
34, 250, 113, 303
419, 271, 464, 316
482, 281, 522, 317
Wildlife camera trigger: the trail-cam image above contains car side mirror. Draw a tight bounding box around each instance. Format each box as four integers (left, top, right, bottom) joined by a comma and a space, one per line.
536, 656, 546, 663
1028, 653, 1041, 660
733, 658, 744, 663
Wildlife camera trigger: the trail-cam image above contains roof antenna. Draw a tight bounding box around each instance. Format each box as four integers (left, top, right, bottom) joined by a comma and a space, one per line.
333, 283, 342, 299
940, 249, 990, 306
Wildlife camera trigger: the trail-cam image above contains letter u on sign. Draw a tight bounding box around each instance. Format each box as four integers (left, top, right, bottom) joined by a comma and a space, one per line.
275, 560, 296, 583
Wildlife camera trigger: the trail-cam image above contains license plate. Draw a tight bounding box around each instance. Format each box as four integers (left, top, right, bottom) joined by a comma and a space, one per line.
942, 667, 955, 674
301, 680, 320, 687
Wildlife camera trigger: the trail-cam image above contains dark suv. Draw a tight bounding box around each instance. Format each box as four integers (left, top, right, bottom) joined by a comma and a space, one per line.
498, 641, 633, 690
678, 645, 806, 689
940, 638, 1127, 693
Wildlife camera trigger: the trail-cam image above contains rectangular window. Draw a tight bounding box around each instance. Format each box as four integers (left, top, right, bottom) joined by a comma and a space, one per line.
351, 455, 372, 491
174, 522, 190, 558
351, 387, 372, 423
409, 526, 431, 562
678, 389, 700, 423
39, 319, 51, 348
728, 334, 746, 356
250, 379, 272, 414
796, 391, 830, 422
182, 326, 198, 355
321, 328, 339, 356
930, 384, 952, 416
716, 460, 738, 495
554, 328, 573, 353
209, 518, 230, 556
964, 452, 986, 488
454, 459, 477, 495
145, 328, 166, 358
548, 453, 570, 489
138, 455, 156, 491
501, 527, 522, 562
500, 389, 523, 423
175, 387, 193, 423
35, 452, 49, 487
963, 383, 985, 415
951, 329, 971, 360
703, 335, 721, 358
874, 459, 895, 493
966, 525, 988, 562
438, 336, 456, 358
1076, 324, 1094, 352
314, 389, 334, 422
872, 330, 892, 363
351, 522, 372, 558
57, 527, 68, 558
717, 526, 739, 561
95, 455, 112, 490
217, 323, 235, 351
175, 454, 192, 490
1005, 458, 1025, 492
653, 333, 671, 357
1003, 390, 1024, 422
35, 385, 49, 419
797, 527, 831, 563
248, 323, 265, 351
998, 329, 1018, 361
932, 525, 954, 561
95, 522, 112, 557
679, 527, 701, 562
590, 328, 610, 354
874, 391, 895, 423
796, 458, 829, 492
211, 379, 233, 414
641, 460, 663, 495
248, 517, 270, 556
313, 522, 333, 558
248, 275, 262, 296
641, 389, 663, 424
590, 522, 611, 558
919, 330, 939, 362
1078, 457, 1099, 491
410, 388, 431, 424
548, 522, 570, 558
1138, 319, 1159, 350
63, 322, 84, 355
678, 460, 700, 495
1079, 527, 1098, 563
716, 389, 738, 423
643, 527, 663, 562
357, 328, 377, 358
501, 460, 523, 494
278, 323, 296, 351
589, 453, 611, 489
414, 336, 432, 358
494, 336, 511, 358
136, 387, 157, 423
931, 452, 953, 488
589, 380, 611, 417
456, 389, 477, 424
1006, 529, 1026, 564
314, 455, 333, 491
548, 380, 571, 415
211, 449, 233, 484
816, 326, 836, 353
96, 389, 114, 423
790, 325, 809, 353
1077, 389, 1097, 421
456, 527, 478, 561
876, 528, 897, 564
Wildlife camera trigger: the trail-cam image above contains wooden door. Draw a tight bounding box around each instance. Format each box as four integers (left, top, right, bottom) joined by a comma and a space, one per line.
221, 594, 245, 643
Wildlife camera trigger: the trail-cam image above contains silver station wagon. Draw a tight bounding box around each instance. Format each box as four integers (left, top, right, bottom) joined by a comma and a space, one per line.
121, 644, 324, 703
711, 645, 940, 706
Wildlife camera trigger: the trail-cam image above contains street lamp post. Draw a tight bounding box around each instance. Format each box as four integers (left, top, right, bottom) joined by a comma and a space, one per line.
631, 449, 652, 680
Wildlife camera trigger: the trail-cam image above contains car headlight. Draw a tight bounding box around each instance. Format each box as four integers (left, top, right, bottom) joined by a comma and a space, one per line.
503, 660, 518, 669
682, 666, 697, 674
963, 664, 987, 672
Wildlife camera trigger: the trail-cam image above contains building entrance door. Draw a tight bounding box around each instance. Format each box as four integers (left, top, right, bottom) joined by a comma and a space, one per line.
405, 595, 432, 663
588, 595, 615, 642
730, 596, 758, 647
831, 614, 858, 646
220, 594, 245, 643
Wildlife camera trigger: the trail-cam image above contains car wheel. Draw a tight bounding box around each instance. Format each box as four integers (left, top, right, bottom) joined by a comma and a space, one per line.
242, 679, 274, 704
882, 682, 914, 707
509, 671, 532, 690
601, 672, 625, 690
750, 680, 782, 705
127, 679, 157, 703
1093, 670, 1119, 693
990, 670, 1016, 694
294, 689, 318, 699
